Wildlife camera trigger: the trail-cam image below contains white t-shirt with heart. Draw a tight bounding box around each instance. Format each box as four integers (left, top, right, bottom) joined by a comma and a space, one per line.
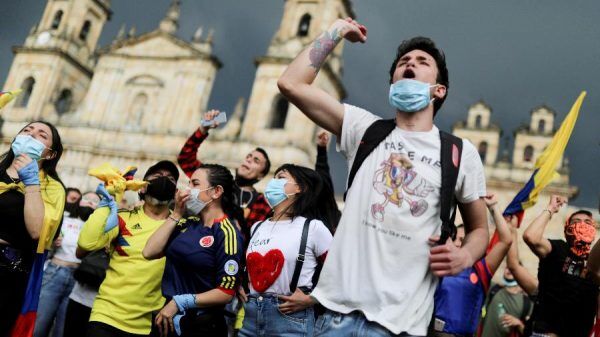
246, 216, 332, 295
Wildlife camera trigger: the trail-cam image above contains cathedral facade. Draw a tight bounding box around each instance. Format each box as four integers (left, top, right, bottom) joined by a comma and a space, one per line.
1, 0, 353, 190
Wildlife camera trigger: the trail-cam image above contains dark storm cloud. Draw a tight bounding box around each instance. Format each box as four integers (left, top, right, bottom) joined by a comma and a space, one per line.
1, 0, 598, 208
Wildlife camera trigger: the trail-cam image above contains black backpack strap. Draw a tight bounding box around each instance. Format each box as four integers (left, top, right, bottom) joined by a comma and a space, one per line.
521, 294, 532, 320
438, 130, 463, 244
289, 218, 311, 293
249, 220, 265, 239
344, 119, 396, 201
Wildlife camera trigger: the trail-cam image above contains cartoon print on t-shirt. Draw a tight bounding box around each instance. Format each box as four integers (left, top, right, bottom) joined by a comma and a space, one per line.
371, 153, 434, 221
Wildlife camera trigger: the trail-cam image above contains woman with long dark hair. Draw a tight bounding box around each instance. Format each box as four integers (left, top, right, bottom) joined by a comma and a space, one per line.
144, 164, 244, 337
238, 164, 333, 337
0, 121, 65, 334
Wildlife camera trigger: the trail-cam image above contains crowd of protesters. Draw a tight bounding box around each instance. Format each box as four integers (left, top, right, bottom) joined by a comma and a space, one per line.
0, 16, 598, 337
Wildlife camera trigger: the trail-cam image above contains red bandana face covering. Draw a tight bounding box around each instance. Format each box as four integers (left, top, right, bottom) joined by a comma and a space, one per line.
564, 222, 596, 259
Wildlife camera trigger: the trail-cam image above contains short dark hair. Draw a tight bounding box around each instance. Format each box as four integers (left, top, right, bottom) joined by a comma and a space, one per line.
567, 210, 594, 224
66, 187, 82, 198
388, 37, 449, 116
255, 147, 271, 176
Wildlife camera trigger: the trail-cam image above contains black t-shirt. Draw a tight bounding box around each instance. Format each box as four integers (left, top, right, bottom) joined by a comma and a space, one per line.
531, 239, 599, 337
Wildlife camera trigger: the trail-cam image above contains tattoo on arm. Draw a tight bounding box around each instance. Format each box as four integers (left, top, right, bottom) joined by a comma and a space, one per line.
309, 28, 342, 73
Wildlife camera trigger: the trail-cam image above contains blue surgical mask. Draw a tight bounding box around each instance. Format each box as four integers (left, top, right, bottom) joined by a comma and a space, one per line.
389, 79, 439, 113
264, 178, 295, 208
11, 135, 47, 161
185, 187, 213, 215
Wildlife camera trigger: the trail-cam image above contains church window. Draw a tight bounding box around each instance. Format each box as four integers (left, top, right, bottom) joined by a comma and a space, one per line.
538, 119, 546, 133
54, 89, 72, 115
79, 20, 91, 41
478, 141, 488, 162
523, 145, 534, 162
129, 93, 148, 125
475, 114, 482, 128
17, 77, 35, 108
270, 95, 289, 129
51, 10, 63, 29
297, 14, 311, 37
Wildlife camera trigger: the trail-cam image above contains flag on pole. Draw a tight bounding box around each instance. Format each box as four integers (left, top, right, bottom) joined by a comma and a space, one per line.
0, 89, 22, 110
486, 91, 585, 251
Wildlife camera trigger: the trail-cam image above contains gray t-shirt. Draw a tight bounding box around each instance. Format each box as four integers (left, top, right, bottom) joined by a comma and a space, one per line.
481, 286, 531, 337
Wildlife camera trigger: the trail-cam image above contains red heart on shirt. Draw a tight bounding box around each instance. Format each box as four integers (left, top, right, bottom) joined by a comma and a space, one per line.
246, 249, 285, 293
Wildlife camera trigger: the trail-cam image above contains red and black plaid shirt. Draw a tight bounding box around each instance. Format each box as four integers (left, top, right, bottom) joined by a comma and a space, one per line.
177, 128, 271, 230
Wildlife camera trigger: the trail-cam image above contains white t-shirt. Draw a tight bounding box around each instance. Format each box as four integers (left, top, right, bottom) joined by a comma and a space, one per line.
53, 214, 84, 263
311, 104, 487, 335
69, 280, 99, 308
246, 216, 332, 295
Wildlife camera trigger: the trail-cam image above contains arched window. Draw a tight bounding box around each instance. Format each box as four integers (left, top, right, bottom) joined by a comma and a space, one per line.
129, 93, 148, 125
523, 145, 534, 162
270, 95, 289, 129
297, 14, 311, 37
475, 115, 482, 128
79, 20, 91, 41
478, 141, 488, 162
17, 77, 35, 108
538, 119, 546, 133
51, 10, 63, 29
54, 89, 72, 115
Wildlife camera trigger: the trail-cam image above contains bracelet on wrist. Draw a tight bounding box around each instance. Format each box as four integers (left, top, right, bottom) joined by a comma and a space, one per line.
543, 209, 553, 217
168, 215, 180, 223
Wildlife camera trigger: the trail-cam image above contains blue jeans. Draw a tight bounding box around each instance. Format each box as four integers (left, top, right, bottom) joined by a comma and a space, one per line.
34, 262, 76, 337
314, 310, 423, 337
238, 293, 315, 337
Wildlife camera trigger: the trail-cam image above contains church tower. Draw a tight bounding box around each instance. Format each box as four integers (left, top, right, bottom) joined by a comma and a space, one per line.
54, 0, 220, 188
232, 0, 354, 170
452, 101, 501, 166
1, 0, 111, 130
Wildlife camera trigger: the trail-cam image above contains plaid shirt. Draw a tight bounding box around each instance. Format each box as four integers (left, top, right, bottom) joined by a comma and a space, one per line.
177, 128, 271, 231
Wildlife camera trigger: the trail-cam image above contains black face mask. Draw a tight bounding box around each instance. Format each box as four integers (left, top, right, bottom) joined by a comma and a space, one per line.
235, 171, 259, 188
64, 202, 79, 217
79, 206, 95, 221
144, 176, 176, 202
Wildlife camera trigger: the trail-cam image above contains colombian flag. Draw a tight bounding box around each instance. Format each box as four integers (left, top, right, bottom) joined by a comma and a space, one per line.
502, 91, 585, 221
9, 173, 65, 337
486, 92, 585, 251
0, 89, 22, 110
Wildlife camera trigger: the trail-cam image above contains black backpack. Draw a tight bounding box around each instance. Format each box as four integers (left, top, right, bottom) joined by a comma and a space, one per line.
345, 119, 463, 244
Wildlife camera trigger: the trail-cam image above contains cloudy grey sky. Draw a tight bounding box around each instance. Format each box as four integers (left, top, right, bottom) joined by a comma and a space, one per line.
1, 0, 598, 208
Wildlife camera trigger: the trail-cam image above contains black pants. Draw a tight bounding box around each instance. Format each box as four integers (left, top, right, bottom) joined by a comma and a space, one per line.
87, 321, 148, 337
63, 299, 93, 337
153, 310, 227, 337
0, 265, 28, 337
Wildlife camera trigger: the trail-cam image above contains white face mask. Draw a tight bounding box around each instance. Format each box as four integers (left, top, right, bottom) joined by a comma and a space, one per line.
185, 187, 214, 215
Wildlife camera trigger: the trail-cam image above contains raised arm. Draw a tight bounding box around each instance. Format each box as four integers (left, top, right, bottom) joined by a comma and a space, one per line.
277, 18, 367, 137
507, 222, 539, 295
78, 207, 118, 251
523, 195, 566, 258
143, 189, 187, 260
484, 194, 513, 274
177, 110, 222, 178
315, 130, 333, 186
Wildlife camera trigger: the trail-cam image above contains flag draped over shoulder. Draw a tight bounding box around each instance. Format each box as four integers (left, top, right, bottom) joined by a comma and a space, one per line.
486, 91, 585, 251
0, 89, 22, 110
7, 172, 65, 337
